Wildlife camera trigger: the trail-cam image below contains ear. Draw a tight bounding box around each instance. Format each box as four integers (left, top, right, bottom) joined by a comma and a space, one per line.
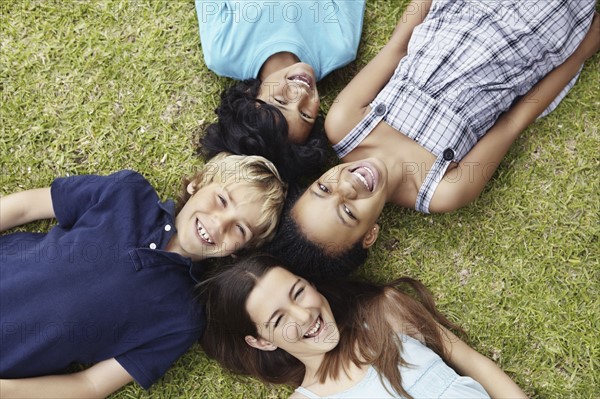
362, 223, 380, 249
245, 335, 278, 352
186, 181, 196, 195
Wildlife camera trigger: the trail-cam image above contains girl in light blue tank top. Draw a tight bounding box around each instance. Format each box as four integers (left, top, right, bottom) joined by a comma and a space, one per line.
199, 255, 527, 398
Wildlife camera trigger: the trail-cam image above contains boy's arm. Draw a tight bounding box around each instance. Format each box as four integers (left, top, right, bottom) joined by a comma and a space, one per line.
440, 327, 528, 398
430, 14, 600, 213
0, 188, 55, 232
0, 358, 134, 399
326, 0, 432, 142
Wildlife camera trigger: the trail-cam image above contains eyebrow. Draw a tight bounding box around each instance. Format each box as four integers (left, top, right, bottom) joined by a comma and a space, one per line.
266, 279, 301, 326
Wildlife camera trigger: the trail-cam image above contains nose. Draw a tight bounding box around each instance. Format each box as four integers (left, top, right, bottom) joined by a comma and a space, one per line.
336, 177, 358, 200
285, 83, 316, 107
213, 207, 236, 234
289, 304, 311, 325
286, 80, 311, 94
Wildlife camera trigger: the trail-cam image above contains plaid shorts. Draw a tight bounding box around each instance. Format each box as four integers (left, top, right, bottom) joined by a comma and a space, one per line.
333, 0, 595, 213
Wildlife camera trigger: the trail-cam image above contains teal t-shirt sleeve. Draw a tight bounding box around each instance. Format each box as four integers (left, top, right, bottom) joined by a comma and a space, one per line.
312, 0, 365, 78
195, 0, 256, 79
334, 0, 366, 55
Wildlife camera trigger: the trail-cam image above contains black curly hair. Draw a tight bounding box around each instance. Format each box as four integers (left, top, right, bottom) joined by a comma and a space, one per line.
199, 79, 329, 185
263, 187, 368, 282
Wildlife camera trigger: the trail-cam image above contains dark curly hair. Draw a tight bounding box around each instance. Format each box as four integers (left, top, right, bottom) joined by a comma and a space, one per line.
263, 188, 368, 281
199, 79, 329, 185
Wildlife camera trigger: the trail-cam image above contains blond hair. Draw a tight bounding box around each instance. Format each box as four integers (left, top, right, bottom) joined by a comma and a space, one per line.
178, 153, 287, 249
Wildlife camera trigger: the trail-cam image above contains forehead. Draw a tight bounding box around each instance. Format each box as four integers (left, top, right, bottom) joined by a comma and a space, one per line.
229, 184, 266, 211
292, 192, 355, 254
198, 180, 263, 203
255, 94, 311, 144
224, 180, 263, 196
287, 118, 311, 144
195, 182, 264, 220
246, 267, 298, 321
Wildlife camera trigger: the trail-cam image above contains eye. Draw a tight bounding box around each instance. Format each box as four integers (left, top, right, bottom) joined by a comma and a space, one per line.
237, 224, 247, 237
343, 204, 356, 220
274, 97, 286, 105
294, 287, 305, 300
218, 195, 227, 207
300, 111, 312, 120
317, 182, 329, 193
274, 315, 283, 328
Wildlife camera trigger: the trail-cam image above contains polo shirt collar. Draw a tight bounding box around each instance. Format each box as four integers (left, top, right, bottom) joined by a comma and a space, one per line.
129, 200, 206, 282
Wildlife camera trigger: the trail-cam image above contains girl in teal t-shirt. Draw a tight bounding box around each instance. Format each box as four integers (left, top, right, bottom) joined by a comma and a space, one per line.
196, 1, 366, 184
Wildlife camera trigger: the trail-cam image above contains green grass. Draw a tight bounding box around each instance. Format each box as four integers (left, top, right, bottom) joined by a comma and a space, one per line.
1, 1, 598, 398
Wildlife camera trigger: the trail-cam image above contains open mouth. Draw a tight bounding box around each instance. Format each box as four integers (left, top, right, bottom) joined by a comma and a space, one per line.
288, 74, 312, 89
196, 218, 214, 245
350, 165, 377, 192
303, 315, 323, 339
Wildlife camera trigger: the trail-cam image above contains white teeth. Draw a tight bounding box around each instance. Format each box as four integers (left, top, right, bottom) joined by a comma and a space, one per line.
197, 220, 214, 244
290, 77, 310, 88
364, 166, 375, 182
352, 166, 375, 191
353, 171, 370, 190
304, 317, 321, 338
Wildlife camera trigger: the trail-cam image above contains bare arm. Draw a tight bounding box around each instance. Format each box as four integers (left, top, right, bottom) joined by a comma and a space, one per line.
326, 0, 432, 142
0, 188, 55, 232
430, 13, 600, 213
0, 358, 134, 399
440, 327, 527, 399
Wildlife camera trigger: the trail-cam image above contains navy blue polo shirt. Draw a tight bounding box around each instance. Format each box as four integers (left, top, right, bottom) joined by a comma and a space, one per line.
0, 170, 205, 389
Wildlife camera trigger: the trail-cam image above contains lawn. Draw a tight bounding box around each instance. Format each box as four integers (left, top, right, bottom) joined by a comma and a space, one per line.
1, 1, 598, 398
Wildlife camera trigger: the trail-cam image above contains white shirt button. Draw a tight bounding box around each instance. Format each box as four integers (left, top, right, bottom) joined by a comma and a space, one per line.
164, 224, 172, 232
149, 243, 157, 250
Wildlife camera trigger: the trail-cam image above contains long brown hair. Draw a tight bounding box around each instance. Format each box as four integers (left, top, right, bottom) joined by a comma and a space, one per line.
315, 278, 464, 398
198, 255, 464, 397
198, 255, 305, 385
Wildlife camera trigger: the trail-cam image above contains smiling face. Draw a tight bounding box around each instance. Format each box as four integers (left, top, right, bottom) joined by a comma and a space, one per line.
170, 181, 263, 261
257, 62, 320, 144
245, 266, 339, 359
292, 159, 389, 255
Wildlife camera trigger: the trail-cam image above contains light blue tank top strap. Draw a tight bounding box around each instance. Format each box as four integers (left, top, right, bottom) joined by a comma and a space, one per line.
294, 386, 320, 398
294, 366, 391, 398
